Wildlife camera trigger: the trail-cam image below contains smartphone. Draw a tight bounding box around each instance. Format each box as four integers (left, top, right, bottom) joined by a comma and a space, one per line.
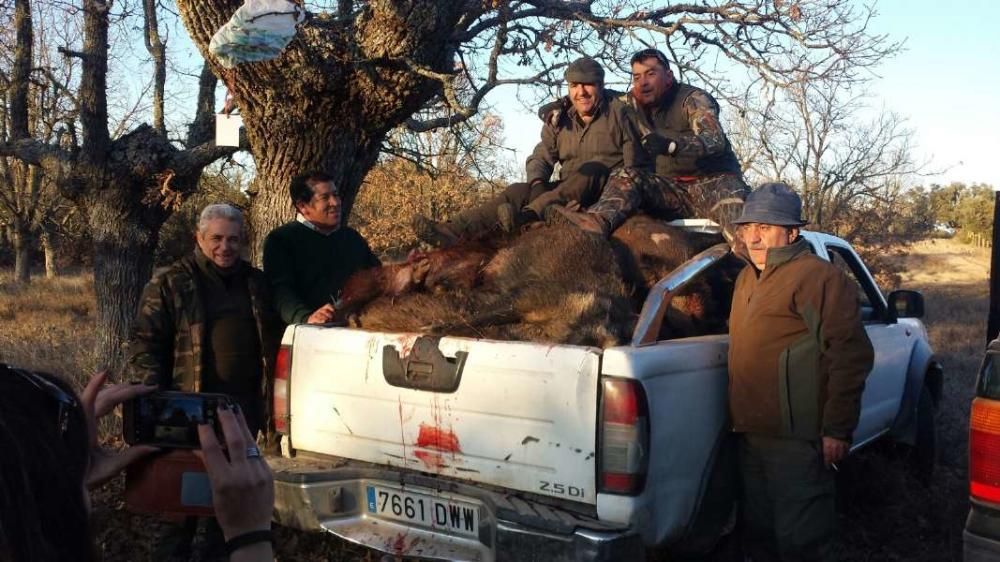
123, 391, 233, 449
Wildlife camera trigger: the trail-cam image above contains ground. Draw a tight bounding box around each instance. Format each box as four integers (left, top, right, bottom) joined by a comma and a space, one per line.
0, 237, 988, 561
832, 238, 989, 562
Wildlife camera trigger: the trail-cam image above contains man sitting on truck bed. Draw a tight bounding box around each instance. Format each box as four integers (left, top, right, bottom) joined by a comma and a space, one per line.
411, 56, 646, 246
263, 171, 380, 325
555, 48, 750, 240
728, 183, 874, 561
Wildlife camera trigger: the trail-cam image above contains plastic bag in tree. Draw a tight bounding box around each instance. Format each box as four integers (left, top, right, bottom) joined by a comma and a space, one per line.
209, 0, 305, 68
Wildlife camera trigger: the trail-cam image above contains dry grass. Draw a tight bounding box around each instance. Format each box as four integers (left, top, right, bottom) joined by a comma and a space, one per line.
833, 237, 988, 562
0, 237, 988, 561
0, 271, 100, 384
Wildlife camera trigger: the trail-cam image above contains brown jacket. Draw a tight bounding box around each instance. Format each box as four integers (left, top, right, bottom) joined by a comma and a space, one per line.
525, 92, 646, 185
728, 238, 874, 441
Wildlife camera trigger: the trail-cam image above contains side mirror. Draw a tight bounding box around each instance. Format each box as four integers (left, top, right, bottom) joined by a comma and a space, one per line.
887, 290, 925, 320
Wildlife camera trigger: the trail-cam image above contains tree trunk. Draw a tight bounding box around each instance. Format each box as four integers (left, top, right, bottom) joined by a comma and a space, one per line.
12, 220, 31, 283
40, 228, 57, 278
85, 189, 158, 375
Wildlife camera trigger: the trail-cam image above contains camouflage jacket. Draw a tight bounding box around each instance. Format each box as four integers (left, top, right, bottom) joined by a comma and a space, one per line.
127, 254, 281, 401
619, 83, 743, 177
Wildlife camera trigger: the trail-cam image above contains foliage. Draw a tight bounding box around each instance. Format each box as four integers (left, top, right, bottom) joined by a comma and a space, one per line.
154, 165, 251, 266
914, 182, 996, 241
351, 158, 504, 258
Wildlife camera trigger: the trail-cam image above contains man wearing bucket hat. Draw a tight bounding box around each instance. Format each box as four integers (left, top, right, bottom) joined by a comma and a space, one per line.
727, 183, 874, 561
411, 56, 645, 246
555, 48, 749, 239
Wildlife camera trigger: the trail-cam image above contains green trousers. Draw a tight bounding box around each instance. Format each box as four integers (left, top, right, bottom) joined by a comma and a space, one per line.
737, 433, 836, 562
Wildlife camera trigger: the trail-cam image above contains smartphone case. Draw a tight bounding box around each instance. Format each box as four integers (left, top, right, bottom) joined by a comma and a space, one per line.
125, 449, 215, 517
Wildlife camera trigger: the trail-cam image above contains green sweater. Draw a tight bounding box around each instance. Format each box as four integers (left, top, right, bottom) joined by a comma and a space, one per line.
262, 221, 380, 324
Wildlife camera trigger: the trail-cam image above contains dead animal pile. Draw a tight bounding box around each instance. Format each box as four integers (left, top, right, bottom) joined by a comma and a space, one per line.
337, 216, 743, 348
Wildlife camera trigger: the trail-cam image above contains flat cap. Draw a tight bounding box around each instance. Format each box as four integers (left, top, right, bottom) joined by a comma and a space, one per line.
564, 57, 605, 85
733, 182, 807, 226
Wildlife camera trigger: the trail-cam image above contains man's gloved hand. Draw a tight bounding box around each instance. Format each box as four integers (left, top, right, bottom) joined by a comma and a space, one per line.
537, 97, 571, 127
641, 131, 678, 156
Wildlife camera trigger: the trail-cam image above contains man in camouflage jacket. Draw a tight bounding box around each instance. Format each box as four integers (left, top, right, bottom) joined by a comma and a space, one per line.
128, 204, 280, 431
556, 48, 750, 239
128, 203, 280, 561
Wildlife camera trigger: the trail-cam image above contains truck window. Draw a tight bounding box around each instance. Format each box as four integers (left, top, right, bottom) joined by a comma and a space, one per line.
825, 245, 887, 323
658, 254, 741, 341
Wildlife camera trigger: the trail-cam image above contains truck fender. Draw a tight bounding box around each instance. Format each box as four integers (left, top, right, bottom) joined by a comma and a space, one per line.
888, 336, 943, 445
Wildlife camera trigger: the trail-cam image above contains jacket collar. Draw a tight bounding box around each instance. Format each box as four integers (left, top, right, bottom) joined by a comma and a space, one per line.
297, 213, 341, 235
193, 248, 247, 280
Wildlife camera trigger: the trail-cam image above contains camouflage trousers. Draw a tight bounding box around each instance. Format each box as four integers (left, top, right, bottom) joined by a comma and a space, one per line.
588, 168, 750, 238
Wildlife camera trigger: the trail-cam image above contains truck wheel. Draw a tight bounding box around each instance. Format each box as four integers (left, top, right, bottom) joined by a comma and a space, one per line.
911, 385, 938, 483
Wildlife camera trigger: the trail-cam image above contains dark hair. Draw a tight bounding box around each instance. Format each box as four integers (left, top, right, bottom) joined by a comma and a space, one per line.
630, 48, 672, 72
289, 171, 337, 207
0, 365, 93, 562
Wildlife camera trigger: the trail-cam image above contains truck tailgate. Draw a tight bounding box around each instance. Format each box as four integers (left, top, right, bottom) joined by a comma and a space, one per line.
287, 327, 601, 505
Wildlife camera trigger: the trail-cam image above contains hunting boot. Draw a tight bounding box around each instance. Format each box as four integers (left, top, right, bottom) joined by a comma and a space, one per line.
497, 203, 544, 234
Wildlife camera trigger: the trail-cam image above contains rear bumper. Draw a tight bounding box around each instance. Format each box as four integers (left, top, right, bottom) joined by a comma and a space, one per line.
268, 458, 643, 562
965, 501, 1000, 562
964, 529, 1000, 562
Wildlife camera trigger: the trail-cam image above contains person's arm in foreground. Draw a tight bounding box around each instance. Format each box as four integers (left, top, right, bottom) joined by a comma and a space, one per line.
199, 405, 275, 562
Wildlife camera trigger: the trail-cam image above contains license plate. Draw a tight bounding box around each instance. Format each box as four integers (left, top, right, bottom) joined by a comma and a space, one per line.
365, 484, 480, 538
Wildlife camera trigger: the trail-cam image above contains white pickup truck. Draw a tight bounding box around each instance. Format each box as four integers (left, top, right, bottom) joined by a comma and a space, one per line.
267, 231, 942, 561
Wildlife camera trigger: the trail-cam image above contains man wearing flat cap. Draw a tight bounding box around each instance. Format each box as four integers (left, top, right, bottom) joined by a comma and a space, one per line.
727, 183, 874, 561
412, 56, 645, 245
556, 48, 749, 240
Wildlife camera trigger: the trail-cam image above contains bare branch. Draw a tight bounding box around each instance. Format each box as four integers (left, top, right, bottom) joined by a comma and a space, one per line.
169, 141, 241, 177
0, 138, 73, 175
142, 0, 167, 133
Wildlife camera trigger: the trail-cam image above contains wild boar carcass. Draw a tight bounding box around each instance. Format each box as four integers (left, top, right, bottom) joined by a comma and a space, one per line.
610, 215, 744, 339
353, 226, 635, 348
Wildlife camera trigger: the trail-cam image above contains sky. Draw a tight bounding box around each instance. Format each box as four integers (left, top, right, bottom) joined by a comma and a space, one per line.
489, 0, 1000, 189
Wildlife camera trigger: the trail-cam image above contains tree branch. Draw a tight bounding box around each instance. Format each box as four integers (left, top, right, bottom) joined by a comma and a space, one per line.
169, 141, 241, 177
0, 139, 73, 175
10, 0, 33, 140
143, 0, 167, 134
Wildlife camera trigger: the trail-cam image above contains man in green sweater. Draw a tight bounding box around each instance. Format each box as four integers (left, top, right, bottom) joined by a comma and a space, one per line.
263, 171, 380, 325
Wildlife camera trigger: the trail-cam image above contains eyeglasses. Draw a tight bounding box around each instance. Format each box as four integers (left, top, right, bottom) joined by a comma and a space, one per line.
630, 48, 671, 70
4, 364, 78, 436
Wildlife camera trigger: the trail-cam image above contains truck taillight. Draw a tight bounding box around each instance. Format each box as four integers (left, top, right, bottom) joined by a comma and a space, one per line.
971, 397, 1000, 504
599, 377, 649, 495
273, 345, 291, 434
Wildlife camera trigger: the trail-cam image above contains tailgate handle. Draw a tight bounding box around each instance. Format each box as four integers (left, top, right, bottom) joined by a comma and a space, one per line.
382, 336, 468, 393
